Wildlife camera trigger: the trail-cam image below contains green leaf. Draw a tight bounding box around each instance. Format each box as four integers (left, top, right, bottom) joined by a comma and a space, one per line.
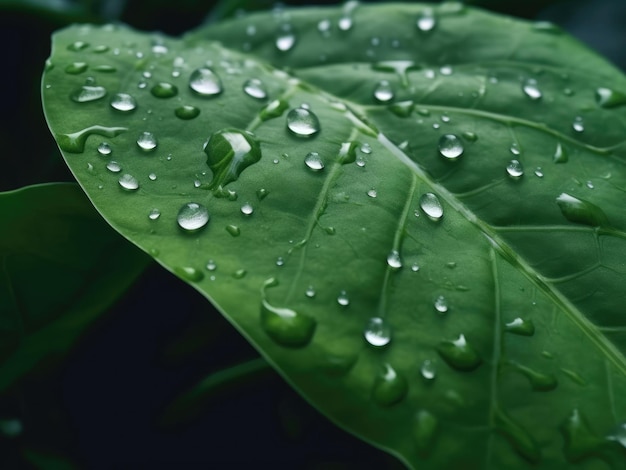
0, 183, 150, 392
42, 4, 626, 468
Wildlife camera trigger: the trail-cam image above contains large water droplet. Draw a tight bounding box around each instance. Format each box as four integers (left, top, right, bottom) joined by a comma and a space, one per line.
363, 317, 391, 347
436, 334, 482, 371
416, 8, 436, 32
438, 134, 464, 160
494, 409, 542, 464
595, 87, 626, 108
522, 78, 542, 100
261, 278, 316, 348
136, 131, 157, 151
189, 67, 223, 97
413, 410, 438, 457
560, 409, 606, 462
506, 159, 524, 179
110, 93, 137, 112
204, 129, 261, 189
243, 78, 268, 99
57, 125, 127, 153
512, 362, 557, 391
97, 142, 112, 155
304, 152, 324, 171
118, 173, 139, 191
434, 295, 448, 314
384, 250, 402, 270
177, 202, 209, 232
504, 317, 535, 336
70, 85, 107, 103
175, 105, 200, 120
556, 193, 609, 227
151, 81, 178, 98
372, 364, 408, 406
373, 80, 394, 102
106, 160, 121, 173
240, 202, 254, 216
419, 193, 443, 221
286, 107, 321, 137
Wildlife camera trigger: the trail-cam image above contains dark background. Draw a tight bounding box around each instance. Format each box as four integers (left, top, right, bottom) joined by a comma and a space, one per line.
1, 0, 625, 468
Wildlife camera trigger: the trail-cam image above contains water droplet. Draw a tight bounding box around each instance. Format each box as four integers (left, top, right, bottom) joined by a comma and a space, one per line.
585, 180, 594, 189
509, 143, 521, 155
226, 224, 240, 237
438, 134, 464, 160
261, 278, 316, 348
204, 129, 261, 189
118, 173, 139, 191
420, 360, 436, 381
56, 125, 126, 153
373, 80, 394, 103
106, 160, 121, 173
206, 260, 217, 271
572, 116, 584, 133
174, 105, 200, 120
556, 193, 609, 227
411, 263, 420, 272
240, 202, 254, 215
304, 152, 324, 171
148, 173, 157, 181
255, 188, 269, 201
512, 362, 558, 391
534, 167, 544, 178
276, 32, 296, 52
595, 87, 626, 108
462, 131, 478, 142
97, 142, 112, 155
560, 409, 606, 462
554, 142, 568, 163
148, 208, 161, 220
522, 78, 542, 100
305, 285, 316, 298
260, 99, 289, 121
67, 41, 89, 52
189, 67, 223, 97
372, 364, 408, 406
177, 202, 209, 232
419, 193, 443, 221
367, 189, 378, 198
243, 78, 268, 99
337, 290, 350, 307
136, 131, 157, 151
70, 84, 107, 103
174, 266, 204, 283
65, 62, 88, 74
274, 256, 284, 267
440, 65, 453, 76
110, 93, 137, 112
494, 409, 541, 463
607, 422, 626, 449
434, 295, 448, 314
386, 250, 402, 270
364, 317, 391, 347
506, 159, 524, 179
436, 334, 482, 371
413, 410, 438, 457
416, 8, 436, 32
504, 317, 535, 336
338, 141, 357, 164
338, 16, 353, 31
389, 100, 414, 117
150, 81, 178, 98
360, 143, 372, 154
286, 107, 321, 137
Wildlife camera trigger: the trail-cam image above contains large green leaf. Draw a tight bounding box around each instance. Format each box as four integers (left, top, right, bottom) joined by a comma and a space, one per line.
41, 3, 626, 468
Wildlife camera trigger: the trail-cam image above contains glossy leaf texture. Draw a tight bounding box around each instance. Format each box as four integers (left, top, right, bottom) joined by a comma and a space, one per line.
42, 4, 626, 468
0, 183, 150, 392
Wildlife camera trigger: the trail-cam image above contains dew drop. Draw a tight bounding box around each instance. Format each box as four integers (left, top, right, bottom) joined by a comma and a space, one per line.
462, 131, 478, 142
286, 107, 321, 137
509, 142, 521, 155
416, 8, 436, 32
434, 295, 448, 314
177, 202, 209, 232
373, 80, 394, 103
106, 160, 121, 173
572, 116, 584, 133
372, 364, 408, 407
174, 266, 204, 283
118, 173, 139, 191
506, 159, 524, 179
226, 224, 240, 237
511, 362, 557, 391
305, 285, 316, 298
438, 134, 464, 160
364, 317, 392, 347
136, 131, 157, 151
504, 317, 535, 336
436, 334, 482, 371
413, 410, 438, 457
419, 193, 444, 221
386, 250, 402, 270
175, 105, 200, 120
97, 142, 112, 155
243, 78, 268, 99
411, 263, 420, 272
554, 142, 568, 163
206, 260, 217, 271
556, 193, 608, 227
595, 87, 626, 108
204, 129, 261, 189
240, 202, 254, 215
304, 152, 324, 171
189, 67, 223, 97
420, 360, 436, 381
67, 41, 89, 52
148, 208, 161, 220
360, 143, 372, 154
522, 78, 542, 100
65, 62, 88, 74
110, 93, 137, 112
367, 189, 378, 198
338, 16, 353, 31
70, 84, 107, 103
150, 81, 178, 98
337, 290, 350, 307
148, 173, 157, 181
275, 32, 296, 52
260, 99, 289, 121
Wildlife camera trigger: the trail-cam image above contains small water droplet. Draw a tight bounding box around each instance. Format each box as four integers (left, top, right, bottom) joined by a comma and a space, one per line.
206, 260, 217, 271
438, 134, 464, 160
436, 334, 482, 371
504, 317, 535, 336
572, 116, 584, 133
243, 78, 268, 99
240, 202, 254, 215
506, 159, 524, 179
286, 107, 321, 137
305, 285, 316, 298
304, 152, 324, 171
556, 193, 608, 227
363, 317, 392, 347
260, 99, 289, 121
338, 16, 353, 31
512, 362, 557, 391
413, 410, 438, 457
360, 143, 372, 155
554, 142, 568, 163
276, 32, 296, 52
595, 87, 626, 108
509, 142, 521, 155
411, 263, 420, 272
434, 295, 448, 314
522, 78, 542, 100
373, 80, 394, 103
97, 142, 112, 155
148, 173, 157, 181
337, 290, 350, 307
67, 41, 89, 52
416, 8, 436, 32
420, 360, 436, 381
177, 202, 209, 232
136, 131, 157, 151
174, 105, 200, 120
275, 256, 285, 267
150, 81, 178, 98
70, 84, 107, 103
65, 61, 88, 75
440, 65, 453, 76
174, 266, 204, 283
225, 224, 240, 237
106, 160, 121, 173
110, 93, 137, 112
148, 208, 161, 220
118, 173, 139, 191
419, 193, 444, 221
534, 167, 544, 178
189, 67, 223, 97
372, 364, 408, 406
256, 188, 269, 201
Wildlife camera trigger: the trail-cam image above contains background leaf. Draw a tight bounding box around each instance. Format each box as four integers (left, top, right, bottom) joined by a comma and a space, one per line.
42, 4, 626, 468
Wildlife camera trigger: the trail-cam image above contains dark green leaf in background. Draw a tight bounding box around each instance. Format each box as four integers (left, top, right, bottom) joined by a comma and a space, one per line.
42, 3, 626, 468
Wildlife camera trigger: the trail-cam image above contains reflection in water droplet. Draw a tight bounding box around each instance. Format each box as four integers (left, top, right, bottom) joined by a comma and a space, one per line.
434, 295, 448, 314
189, 67, 223, 97
151, 82, 178, 98
509, 143, 521, 155
137, 131, 157, 151
106, 160, 121, 173
554, 142, 568, 163
556, 193, 608, 227
386, 250, 402, 270
110, 93, 137, 112
372, 364, 408, 406
70, 85, 107, 103
411, 263, 420, 272
595, 87, 626, 109
338, 141, 357, 164
364, 317, 391, 347
505, 317, 535, 336
97, 142, 112, 155
437, 334, 482, 371
572, 116, 584, 133
275, 256, 285, 267
243, 78, 268, 99
506, 159, 524, 179
522, 78, 542, 100
118, 174, 139, 191
204, 129, 261, 189
438, 134, 464, 160
419, 193, 443, 221
416, 8, 436, 32
148, 208, 161, 220
337, 290, 350, 306
177, 202, 209, 232
420, 360, 436, 381
373, 80, 394, 102
286, 107, 321, 137
304, 152, 324, 171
